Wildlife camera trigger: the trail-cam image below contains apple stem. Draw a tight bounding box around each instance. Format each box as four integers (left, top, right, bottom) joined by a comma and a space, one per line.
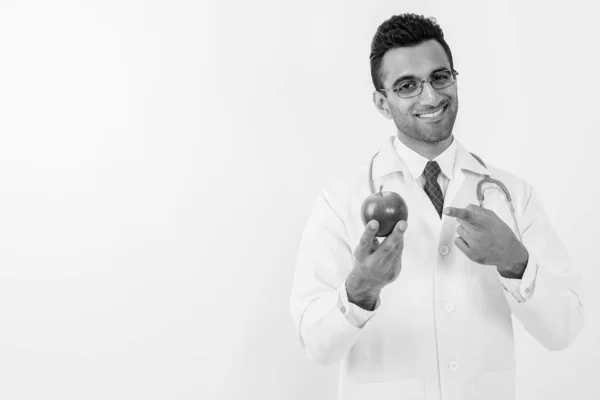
379, 185, 383, 195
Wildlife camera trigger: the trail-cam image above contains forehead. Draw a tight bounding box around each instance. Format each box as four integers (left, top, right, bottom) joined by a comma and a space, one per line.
380, 39, 450, 85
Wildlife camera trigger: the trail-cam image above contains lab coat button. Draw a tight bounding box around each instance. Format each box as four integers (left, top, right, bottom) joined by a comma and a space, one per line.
444, 302, 455, 312
439, 245, 450, 256
524, 287, 530, 294
448, 361, 459, 371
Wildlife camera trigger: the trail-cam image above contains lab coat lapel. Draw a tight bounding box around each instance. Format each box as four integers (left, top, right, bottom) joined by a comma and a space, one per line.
441, 140, 491, 236
441, 171, 482, 237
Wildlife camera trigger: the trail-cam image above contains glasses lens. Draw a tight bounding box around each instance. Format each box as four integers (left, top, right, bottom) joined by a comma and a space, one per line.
394, 81, 420, 97
430, 71, 455, 89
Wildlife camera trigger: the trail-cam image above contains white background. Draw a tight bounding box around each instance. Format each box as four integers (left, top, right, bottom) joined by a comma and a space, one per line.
0, 0, 597, 399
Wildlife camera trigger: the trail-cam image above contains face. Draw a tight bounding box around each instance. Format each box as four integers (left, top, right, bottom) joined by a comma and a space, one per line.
373, 39, 458, 145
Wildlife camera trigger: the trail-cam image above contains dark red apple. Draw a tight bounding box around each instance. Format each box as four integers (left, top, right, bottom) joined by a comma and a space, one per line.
361, 185, 408, 237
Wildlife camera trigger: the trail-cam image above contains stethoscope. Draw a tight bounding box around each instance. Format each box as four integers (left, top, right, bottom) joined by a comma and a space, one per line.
367, 150, 523, 242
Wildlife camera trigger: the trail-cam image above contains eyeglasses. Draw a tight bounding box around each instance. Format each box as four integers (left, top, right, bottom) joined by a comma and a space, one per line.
379, 69, 459, 98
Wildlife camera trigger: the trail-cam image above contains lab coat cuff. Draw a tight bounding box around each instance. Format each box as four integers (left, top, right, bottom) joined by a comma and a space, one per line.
499, 254, 539, 303
338, 286, 379, 328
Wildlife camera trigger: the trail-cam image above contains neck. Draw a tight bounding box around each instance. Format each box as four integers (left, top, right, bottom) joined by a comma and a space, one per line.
395, 131, 454, 160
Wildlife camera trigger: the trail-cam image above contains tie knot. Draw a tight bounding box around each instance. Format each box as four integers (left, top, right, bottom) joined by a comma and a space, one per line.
424, 161, 441, 182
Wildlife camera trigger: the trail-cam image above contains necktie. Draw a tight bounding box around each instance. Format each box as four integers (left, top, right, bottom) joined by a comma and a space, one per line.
424, 161, 444, 218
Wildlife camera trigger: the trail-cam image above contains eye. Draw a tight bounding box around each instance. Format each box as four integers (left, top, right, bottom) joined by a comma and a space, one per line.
432, 71, 451, 82
396, 80, 418, 93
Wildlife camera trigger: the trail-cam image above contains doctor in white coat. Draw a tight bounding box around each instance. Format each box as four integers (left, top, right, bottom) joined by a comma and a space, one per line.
289, 13, 584, 400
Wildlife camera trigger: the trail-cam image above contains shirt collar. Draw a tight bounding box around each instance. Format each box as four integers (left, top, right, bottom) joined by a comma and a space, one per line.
392, 136, 457, 180
372, 135, 488, 180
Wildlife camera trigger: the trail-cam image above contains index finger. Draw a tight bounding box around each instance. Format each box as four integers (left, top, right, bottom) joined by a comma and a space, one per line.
354, 220, 380, 261
443, 206, 471, 221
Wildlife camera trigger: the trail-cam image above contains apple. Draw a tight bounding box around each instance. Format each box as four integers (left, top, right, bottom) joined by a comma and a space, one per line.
361, 185, 408, 237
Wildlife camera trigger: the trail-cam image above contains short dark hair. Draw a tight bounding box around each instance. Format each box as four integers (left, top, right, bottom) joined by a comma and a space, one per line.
370, 13, 454, 90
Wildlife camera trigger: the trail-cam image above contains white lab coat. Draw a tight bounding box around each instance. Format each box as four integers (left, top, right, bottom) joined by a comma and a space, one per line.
289, 136, 584, 400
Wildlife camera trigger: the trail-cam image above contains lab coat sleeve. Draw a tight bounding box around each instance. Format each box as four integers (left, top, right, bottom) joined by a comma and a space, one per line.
289, 188, 378, 365
501, 183, 584, 351
338, 284, 380, 328
498, 256, 539, 303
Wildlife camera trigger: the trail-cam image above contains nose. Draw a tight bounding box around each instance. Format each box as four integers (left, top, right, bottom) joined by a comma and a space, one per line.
418, 81, 443, 106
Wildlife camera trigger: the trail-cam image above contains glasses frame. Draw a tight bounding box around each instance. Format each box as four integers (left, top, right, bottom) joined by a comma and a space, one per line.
378, 69, 459, 99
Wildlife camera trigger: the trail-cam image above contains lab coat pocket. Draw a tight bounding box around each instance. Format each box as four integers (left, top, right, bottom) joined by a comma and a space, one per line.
475, 370, 514, 400
339, 378, 425, 400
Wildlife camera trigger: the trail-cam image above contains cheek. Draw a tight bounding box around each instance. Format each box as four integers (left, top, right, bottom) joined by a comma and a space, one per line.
447, 93, 459, 108
389, 102, 414, 121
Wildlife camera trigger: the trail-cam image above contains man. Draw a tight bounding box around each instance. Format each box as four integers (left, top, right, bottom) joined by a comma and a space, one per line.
289, 13, 584, 400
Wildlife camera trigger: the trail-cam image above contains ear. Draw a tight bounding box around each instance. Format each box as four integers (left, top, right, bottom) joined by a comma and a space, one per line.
372, 90, 393, 120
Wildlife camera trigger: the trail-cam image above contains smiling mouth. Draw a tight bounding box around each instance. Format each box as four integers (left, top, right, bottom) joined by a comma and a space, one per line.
415, 104, 448, 119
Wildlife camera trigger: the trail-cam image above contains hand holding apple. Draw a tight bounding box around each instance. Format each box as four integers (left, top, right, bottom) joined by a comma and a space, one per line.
346, 218, 408, 310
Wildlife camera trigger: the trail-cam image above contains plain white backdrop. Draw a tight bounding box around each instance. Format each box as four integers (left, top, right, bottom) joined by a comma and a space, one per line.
0, 1, 597, 399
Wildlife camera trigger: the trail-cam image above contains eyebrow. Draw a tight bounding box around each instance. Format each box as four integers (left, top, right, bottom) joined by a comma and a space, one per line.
391, 67, 451, 88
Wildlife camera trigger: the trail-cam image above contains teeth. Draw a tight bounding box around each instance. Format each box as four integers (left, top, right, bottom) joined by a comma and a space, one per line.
417, 106, 445, 118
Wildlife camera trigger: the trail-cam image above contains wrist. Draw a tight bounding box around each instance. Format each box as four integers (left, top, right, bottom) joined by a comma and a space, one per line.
345, 273, 381, 311
498, 248, 529, 279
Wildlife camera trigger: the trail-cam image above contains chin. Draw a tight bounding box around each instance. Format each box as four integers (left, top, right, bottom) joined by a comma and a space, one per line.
395, 120, 454, 144
420, 130, 452, 143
